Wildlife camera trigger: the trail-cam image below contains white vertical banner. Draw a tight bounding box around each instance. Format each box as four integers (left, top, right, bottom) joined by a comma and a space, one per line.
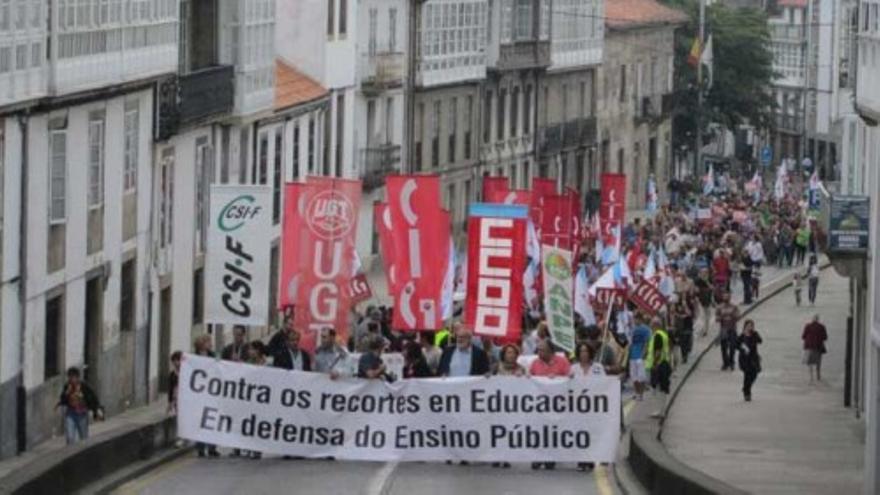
541, 245, 576, 353
205, 185, 273, 325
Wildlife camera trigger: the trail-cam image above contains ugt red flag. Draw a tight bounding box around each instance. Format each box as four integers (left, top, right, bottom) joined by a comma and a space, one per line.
385, 175, 450, 331
287, 177, 361, 352
600, 173, 626, 245
464, 203, 528, 342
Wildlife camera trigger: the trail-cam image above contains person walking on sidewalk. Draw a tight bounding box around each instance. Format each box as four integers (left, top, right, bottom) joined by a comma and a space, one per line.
716, 292, 741, 371
806, 255, 820, 305
56, 367, 104, 445
792, 273, 803, 306
737, 320, 763, 402
695, 268, 714, 337
802, 314, 828, 382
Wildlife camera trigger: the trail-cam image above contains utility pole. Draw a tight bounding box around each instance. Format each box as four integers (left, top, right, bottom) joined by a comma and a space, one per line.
695, 0, 705, 180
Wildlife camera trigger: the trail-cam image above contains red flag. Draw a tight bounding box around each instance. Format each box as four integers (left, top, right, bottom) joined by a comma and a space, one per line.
530, 177, 557, 238
540, 194, 579, 250
485, 188, 532, 206
374, 202, 402, 297
288, 177, 361, 352
482, 176, 509, 201
347, 274, 373, 305
600, 174, 627, 245
280, 182, 305, 309
464, 203, 528, 343
532, 177, 557, 197
386, 175, 450, 330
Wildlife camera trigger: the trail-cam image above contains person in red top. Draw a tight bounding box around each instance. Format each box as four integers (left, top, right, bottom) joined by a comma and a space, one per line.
802, 314, 828, 382
712, 249, 731, 295
528, 339, 570, 470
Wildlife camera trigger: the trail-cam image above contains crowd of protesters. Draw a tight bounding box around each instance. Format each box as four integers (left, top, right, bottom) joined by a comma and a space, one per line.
160, 175, 825, 466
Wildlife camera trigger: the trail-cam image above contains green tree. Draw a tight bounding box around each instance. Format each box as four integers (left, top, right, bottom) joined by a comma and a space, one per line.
668, 1, 777, 154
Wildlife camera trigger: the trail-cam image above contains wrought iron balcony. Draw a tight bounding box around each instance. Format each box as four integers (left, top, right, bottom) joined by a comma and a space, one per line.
537, 124, 563, 157
360, 52, 405, 95
495, 40, 551, 72
775, 113, 804, 133
361, 144, 402, 190
155, 65, 234, 140
562, 117, 598, 148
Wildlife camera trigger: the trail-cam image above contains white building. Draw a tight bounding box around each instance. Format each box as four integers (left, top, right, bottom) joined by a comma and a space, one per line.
853, 1, 880, 493
768, 0, 809, 163
0, 0, 177, 456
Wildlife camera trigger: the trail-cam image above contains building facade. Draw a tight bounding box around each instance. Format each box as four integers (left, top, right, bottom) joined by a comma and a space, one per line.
600, 0, 683, 210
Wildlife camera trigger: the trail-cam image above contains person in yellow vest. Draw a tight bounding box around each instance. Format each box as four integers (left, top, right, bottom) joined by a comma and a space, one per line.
646, 316, 672, 402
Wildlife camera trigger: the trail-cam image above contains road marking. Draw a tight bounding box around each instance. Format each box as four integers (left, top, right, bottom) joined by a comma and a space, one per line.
594, 464, 615, 495
366, 461, 399, 495
112, 455, 196, 495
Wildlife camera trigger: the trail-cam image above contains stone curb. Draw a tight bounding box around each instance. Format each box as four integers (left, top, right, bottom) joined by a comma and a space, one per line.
626, 263, 830, 495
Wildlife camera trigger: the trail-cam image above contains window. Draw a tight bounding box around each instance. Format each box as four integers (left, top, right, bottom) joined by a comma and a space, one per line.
45, 293, 64, 380
385, 97, 393, 143
123, 101, 139, 192
514, 0, 533, 40
367, 99, 377, 144
49, 129, 67, 223
369, 8, 377, 56
120, 259, 136, 332
389, 8, 397, 51
327, 0, 335, 35
88, 113, 105, 208
483, 91, 492, 143
562, 84, 568, 121
579, 81, 586, 118
620, 65, 627, 103
432, 100, 441, 168
293, 122, 301, 179
511, 87, 519, 137
308, 116, 316, 174
465, 95, 473, 159
524, 85, 532, 134
448, 97, 457, 162
497, 88, 506, 141
192, 268, 204, 325
339, 0, 347, 35
256, 132, 269, 185
415, 102, 424, 170
159, 148, 174, 248
273, 130, 282, 224
632, 142, 640, 194
335, 94, 344, 176
195, 139, 211, 253
617, 148, 624, 174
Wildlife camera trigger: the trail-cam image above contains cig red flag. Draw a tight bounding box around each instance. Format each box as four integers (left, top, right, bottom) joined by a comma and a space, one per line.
530, 177, 557, 239
599, 174, 626, 245
386, 175, 450, 330
540, 194, 577, 250
464, 203, 528, 342
291, 177, 361, 352
280, 182, 306, 309
482, 176, 509, 201
486, 188, 532, 206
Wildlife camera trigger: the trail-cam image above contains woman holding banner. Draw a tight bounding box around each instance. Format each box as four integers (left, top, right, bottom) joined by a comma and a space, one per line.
494, 344, 527, 377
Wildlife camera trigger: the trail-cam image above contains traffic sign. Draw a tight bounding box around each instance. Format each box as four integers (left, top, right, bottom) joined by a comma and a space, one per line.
761, 146, 772, 167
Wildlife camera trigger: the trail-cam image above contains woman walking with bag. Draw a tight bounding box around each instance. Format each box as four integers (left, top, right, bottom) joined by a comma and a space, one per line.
737, 319, 763, 402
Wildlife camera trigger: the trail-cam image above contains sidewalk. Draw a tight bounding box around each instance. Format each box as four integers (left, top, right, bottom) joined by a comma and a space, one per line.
662, 270, 864, 494
0, 400, 168, 483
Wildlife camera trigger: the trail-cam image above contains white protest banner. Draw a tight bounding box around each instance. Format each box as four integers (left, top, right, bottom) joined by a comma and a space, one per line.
541, 245, 576, 352
205, 185, 272, 325
178, 354, 620, 463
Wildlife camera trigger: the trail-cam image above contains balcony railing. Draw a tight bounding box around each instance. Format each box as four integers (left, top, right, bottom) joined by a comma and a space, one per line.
361, 144, 402, 190
634, 94, 673, 124
775, 113, 804, 133
360, 52, 405, 94
537, 124, 563, 157
496, 40, 551, 71
562, 117, 598, 148
180, 65, 235, 125
770, 24, 807, 42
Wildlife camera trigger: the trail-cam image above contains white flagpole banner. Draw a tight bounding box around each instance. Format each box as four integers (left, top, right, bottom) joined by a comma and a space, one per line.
541, 245, 576, 352
178, 355, 620, 463
205, 185, 273, 325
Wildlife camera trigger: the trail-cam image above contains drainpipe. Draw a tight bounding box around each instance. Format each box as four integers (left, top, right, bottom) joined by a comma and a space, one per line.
15, 112, 29, 453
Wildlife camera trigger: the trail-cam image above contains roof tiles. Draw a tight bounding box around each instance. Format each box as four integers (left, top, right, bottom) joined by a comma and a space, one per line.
274, 60, 328, 111
605, 0, 690, 29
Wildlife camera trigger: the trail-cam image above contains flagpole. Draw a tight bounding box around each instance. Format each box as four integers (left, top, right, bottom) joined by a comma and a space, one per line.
695, 0, 705, 180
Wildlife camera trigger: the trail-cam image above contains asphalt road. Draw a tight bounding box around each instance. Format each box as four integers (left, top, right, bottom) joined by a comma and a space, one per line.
111, 454, 616, 495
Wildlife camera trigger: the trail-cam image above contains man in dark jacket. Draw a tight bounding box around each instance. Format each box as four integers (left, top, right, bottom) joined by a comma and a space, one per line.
437, 324, 490, 377
57, 367, 103, 445
273, 330, 312, 371
222, 325, 249, 362
802, 314, 828, 382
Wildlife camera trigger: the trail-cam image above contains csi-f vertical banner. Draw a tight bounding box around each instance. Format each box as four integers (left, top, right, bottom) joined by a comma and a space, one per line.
541, 245, 575, 352
385, 175, 450, 331
206, 185, 273, 325
599, 174, 626, 245
464, 203, 528, 342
